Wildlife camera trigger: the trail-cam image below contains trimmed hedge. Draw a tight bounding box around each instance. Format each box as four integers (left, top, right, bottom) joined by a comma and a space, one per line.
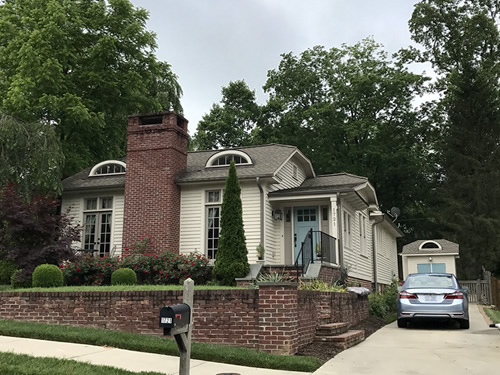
32, 264, 64, 288
111, 268, 137, 285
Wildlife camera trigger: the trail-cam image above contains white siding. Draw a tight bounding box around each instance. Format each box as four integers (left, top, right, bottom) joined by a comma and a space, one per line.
179, 186, 204, 254
179, 181, 262, 261
61, 193, 83, 249
271, 158, 306, 191
376, 223, 398, 285
404, 255, 457, 279
112, 194, 124, 255
342, 203, 373, 282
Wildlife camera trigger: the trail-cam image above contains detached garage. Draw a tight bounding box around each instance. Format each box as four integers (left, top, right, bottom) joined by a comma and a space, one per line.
401, 239, 460, 279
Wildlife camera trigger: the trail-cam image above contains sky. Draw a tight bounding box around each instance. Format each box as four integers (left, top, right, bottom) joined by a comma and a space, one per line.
130, 0, 421, 135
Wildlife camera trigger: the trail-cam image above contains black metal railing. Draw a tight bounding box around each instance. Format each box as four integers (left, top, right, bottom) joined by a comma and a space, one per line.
294, 229, 337, 281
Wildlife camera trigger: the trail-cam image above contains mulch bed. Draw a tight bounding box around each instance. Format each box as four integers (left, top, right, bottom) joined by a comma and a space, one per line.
296, 315, 386, 363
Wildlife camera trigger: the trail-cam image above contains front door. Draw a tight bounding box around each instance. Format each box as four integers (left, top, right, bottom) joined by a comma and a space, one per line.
294, 206, 319, 263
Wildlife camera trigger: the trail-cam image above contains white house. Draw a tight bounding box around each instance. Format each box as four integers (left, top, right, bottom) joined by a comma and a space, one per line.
401, 239, 460, 279
62, 111, 403, 288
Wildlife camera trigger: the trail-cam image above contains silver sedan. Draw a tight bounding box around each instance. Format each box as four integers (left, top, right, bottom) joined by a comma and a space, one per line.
397, 273, 469, 329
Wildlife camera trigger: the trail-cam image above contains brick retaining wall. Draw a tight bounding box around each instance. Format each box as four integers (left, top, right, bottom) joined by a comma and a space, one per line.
0, 284, 368, 355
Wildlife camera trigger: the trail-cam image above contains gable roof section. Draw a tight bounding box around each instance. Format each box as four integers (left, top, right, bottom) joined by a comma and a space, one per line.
62, 159, 126, 192
62, 144, 312, 191
269, 173, 372, 196
176, 144, 305, 183
402, 239, 459, 255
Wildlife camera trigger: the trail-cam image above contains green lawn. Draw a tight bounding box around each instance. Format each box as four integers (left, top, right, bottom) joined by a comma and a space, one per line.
0, 320, 321, 372
484, 307, 500, 323
0, 284, 243, 292
0, 352, 164, 375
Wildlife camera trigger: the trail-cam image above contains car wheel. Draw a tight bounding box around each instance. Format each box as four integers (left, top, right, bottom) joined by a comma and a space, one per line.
459, 319, 470, 329
397, 319, 407, 328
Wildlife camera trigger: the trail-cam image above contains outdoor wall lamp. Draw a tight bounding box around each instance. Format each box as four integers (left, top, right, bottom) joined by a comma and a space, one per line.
272, 209, 283, 221
428, 257, 433, 262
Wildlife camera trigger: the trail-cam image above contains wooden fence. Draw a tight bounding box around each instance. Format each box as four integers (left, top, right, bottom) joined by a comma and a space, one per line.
459, 280, 491, 304
491, 275, 500, 307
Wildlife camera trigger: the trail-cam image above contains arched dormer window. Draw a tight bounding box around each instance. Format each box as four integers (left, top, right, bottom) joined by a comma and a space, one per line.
419, 240, 442, 251
89, 160, 126, 177
206, 150, 252, 167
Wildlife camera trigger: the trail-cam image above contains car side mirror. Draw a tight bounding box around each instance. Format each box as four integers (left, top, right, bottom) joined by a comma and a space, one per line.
462, 286, 469, 294
397, 286, 403, 292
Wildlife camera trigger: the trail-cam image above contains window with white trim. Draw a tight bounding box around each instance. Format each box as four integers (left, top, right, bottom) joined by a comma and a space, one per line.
83, 197, 113, 257
343, 211, 352, 249
206, 150, 252, 167
89, 160, 126, 176
206, 190, 222, 260
359, 213, 367, 256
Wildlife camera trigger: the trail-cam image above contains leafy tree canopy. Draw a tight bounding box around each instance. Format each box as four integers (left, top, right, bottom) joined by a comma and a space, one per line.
0, 0, 183, 176
0, 114, 64, 200
410, 0, 500, 277
192, 80, 260, 150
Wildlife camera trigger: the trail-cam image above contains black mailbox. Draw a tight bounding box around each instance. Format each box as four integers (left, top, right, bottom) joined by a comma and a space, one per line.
159, 304, 191, 334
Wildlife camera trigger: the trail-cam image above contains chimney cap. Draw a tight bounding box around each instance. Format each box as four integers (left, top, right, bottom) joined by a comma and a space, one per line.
128, 111, 188, 124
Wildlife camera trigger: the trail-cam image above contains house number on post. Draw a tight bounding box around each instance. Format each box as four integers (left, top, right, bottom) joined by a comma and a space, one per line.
159, 278, 194, 375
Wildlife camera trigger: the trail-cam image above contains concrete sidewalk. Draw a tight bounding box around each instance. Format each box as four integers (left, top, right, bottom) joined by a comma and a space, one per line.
0, 335, 311, 375
313, 304, 500, 375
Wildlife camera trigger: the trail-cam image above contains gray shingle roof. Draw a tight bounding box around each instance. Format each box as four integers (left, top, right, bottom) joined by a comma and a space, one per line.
402, 239, 459, 255
269, 173, 368, 196
62, 144, 300, 192
177, 144, 298, 183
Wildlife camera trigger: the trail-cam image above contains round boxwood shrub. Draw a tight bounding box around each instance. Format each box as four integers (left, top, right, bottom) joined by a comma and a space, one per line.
32, 264, 64, 288
111, 268, 137, 285
11, 269, 32, 289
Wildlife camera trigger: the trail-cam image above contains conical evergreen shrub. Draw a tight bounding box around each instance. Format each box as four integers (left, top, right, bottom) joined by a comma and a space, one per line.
212, 161, 250, 285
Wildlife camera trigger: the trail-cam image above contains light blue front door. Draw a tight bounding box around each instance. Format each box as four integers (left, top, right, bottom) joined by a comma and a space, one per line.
294, 206, 319, 263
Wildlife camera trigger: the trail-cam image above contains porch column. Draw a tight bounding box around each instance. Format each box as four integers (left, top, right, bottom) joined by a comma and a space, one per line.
330, 195, 340, 265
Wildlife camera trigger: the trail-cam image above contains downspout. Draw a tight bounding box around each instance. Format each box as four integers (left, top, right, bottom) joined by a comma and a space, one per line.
337, 193, 344, 267
370, 211, 385, 292
256, 177, 265, 252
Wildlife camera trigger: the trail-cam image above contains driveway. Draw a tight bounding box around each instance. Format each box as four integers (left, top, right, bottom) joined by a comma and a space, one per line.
314, 304, 500, 375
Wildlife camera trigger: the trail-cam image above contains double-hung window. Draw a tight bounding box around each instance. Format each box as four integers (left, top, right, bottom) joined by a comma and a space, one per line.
206, 190, 222, 260
83, 197, 113, 257
359, 213, 367, 256
343, 211, 352, 249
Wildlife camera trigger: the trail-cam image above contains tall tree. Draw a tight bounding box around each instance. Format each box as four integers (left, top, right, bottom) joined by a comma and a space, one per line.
410, 0, 500, 277
0, 114, 64, 200
0, 0, 182, 176
192, 80, 259, 150
212, 161, 250, 285
257, 39, 434, 239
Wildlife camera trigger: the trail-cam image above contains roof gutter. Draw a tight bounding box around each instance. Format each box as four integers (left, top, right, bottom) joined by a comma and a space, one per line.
370, 210, 385, 292
256, 177, 265, 249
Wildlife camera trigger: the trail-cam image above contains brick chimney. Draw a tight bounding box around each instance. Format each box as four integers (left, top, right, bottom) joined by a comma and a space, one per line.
123, 112, 189, 253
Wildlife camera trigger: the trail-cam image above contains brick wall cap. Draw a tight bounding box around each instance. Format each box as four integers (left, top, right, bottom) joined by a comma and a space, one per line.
257, 282, 298, 288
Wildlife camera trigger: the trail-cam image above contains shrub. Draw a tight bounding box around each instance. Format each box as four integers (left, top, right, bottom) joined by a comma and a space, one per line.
32, 264, 63, 288
60, 250, 211, 286
10, 269, 31, 289
0, 257, 18, 285
369, 279, 399, 319
111, 268, 137, 285
212, 161, 250, 285
299, 279, 346, 292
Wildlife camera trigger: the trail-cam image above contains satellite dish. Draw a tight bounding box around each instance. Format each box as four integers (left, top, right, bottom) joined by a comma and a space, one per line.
390, 207, 401, 222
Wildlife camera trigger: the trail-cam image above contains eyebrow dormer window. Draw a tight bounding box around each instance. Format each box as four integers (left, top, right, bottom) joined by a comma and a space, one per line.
89, 161, 126, 177
206, 150, 252, 168
418, 241, 442, 251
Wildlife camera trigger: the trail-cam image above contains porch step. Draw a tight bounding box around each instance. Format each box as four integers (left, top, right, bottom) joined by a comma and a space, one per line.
315, 322, 349, 336
314, 330, 365, 350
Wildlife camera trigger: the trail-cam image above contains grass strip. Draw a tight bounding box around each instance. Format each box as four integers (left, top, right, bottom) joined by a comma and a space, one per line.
484, 307, 500, 323
0, 352, 164, 375
0, 320, 321, 372
0, 284, 243, 292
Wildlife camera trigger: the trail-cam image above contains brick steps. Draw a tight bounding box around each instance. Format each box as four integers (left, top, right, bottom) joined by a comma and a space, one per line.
314, 324, 365, 350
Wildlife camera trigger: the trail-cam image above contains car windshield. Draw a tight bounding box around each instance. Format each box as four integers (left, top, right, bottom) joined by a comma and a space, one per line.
406, 274, 456, 289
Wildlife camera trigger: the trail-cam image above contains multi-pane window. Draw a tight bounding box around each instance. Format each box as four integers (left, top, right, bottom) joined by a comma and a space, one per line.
343, 211, 352, 249
211, 154, 249, 166
297, 208, 317, 222
93, 163, 125, 175
206, 190, 222, 260
359, 213, 367, 256
83, 197, 113, 257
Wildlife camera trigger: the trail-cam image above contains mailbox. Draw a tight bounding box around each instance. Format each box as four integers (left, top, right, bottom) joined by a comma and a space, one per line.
159, 304, 191, 334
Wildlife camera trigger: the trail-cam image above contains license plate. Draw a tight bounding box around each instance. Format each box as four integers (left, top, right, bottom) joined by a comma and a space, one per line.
423, 295, 437, 302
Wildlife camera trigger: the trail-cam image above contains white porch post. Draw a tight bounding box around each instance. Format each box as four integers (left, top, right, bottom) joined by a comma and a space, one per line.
330, 195, 340, 264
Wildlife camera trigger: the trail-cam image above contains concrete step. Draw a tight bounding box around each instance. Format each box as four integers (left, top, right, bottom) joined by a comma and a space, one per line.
314, 329, 365, 350
315, 322, 349, 336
